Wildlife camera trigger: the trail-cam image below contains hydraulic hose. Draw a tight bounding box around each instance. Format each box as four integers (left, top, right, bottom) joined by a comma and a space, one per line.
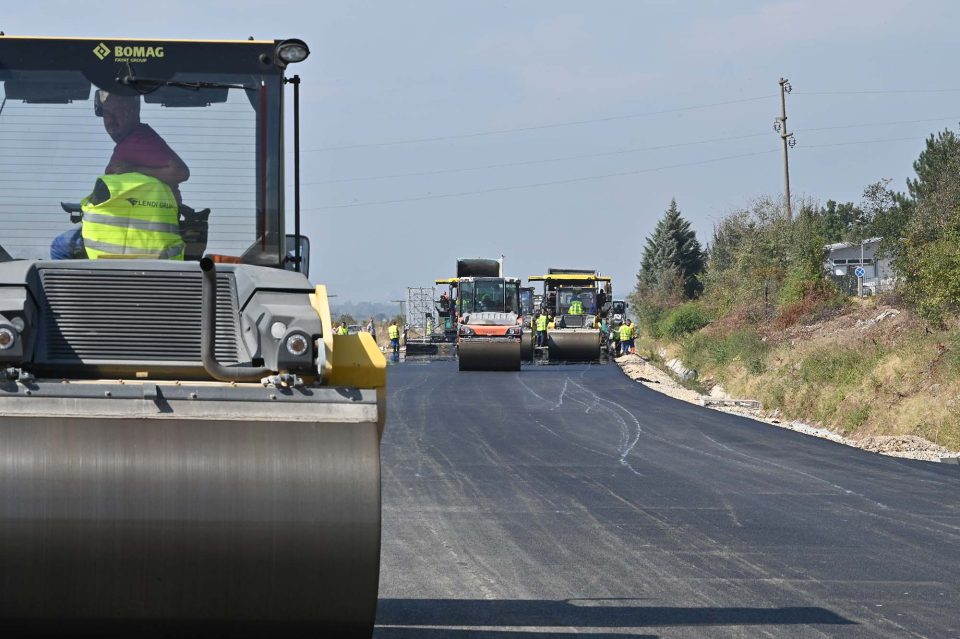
200, 257, 272, 382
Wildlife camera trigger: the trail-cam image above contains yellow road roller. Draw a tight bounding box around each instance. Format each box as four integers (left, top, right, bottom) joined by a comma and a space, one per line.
529, 268, 612, 362
0, 35, 385, 636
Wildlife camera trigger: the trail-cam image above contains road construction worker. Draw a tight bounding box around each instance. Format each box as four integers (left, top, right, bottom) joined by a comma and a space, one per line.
336, 321, 349, 336
535, 312, 548, 347
426, 315, 433, 338
610, 322, 621, 354
618, 321, 633, 356
388, 320, 400, 361
568, 297, 584, 315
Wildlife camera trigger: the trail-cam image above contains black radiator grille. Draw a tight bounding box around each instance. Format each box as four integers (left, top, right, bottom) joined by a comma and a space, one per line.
39, 269, 241, 364
561, 314, 585, 328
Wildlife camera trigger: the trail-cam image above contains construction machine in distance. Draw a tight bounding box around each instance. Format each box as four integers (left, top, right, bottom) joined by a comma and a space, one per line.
0, 36, 385, 636
529, 268, 612, 362
438, 258, 523, 371
519, 285, 536, 362
606, 299, 630, 355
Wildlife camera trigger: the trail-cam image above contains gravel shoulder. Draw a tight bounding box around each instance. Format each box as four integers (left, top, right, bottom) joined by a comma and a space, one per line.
615, 353, 960, 463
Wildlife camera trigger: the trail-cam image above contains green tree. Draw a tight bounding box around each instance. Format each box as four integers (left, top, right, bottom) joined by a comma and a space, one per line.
637, 198, 705, 299
896, 128, 960, 321
335, 313, 358, 327
821, 199, 863, 243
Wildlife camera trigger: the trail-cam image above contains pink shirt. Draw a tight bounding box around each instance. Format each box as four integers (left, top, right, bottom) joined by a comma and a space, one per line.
106, 123, 185, 202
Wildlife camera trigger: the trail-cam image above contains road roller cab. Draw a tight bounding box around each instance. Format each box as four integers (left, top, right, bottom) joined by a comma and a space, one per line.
0, 35, 385, 636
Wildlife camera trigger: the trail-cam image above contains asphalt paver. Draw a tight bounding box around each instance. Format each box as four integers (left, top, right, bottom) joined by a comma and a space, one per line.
376, 360, 960, 638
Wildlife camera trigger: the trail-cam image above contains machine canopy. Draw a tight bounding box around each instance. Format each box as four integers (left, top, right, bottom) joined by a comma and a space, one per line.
458, 278, 520, 314
0, 37, 287, 266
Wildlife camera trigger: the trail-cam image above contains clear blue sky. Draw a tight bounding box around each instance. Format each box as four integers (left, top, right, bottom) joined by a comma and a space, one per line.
4, 1, 958, 302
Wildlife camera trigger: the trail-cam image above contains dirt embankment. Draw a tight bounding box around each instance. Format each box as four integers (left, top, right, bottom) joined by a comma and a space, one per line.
617, 300, 960, 463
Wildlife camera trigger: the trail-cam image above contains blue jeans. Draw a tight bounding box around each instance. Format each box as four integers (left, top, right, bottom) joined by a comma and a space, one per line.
50, 228, 84, 259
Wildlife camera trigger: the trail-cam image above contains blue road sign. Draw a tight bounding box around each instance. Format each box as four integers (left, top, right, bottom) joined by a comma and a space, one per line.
855, 266, 866, 278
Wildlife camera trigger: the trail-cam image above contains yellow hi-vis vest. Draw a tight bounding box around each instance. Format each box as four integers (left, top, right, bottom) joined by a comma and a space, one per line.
81, 173, 185, 260
536, 315, 548, 331
388, 324, 399, 339
568, 300, 584, 315
619, 324, 632, 341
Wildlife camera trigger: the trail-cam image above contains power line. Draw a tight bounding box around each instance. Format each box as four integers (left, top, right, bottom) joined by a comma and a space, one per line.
797, 115, 960, 133
302, 89, 960, 153
305, 95, 777, 151
305, 131, 771, 185
798, 136, 922, 149
308, 148, 778, 210
795, 88, 960, 96
307, 115, 959, 186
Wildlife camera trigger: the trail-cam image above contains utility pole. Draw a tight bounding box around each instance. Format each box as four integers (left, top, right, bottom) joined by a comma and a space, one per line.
773, 77, 796, 222
390, 299, 406, 324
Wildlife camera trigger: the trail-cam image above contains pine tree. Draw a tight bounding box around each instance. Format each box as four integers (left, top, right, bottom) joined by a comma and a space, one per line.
638, 198, 705, 299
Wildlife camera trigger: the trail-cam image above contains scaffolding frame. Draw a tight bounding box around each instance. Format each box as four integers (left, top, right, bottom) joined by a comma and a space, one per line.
405, 287, 436, 340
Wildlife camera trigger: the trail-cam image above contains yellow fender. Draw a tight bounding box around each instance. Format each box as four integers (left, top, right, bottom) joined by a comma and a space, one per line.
310, 284, 388, 437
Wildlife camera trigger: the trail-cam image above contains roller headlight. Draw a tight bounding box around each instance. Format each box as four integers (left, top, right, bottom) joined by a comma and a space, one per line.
505, 326, 521, 337
459, 326, 475, 337
285, 333, 309, 356
276, 39, 310, 64
0, 327, 15, 350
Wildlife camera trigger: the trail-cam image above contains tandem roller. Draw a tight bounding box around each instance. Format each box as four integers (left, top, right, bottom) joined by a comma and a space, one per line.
0, 35, 386, 637
438, 258, 525, 372
529, 268, 614, 364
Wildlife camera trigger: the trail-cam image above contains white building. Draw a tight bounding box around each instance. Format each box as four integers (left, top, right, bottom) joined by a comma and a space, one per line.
823, 237, 894, 294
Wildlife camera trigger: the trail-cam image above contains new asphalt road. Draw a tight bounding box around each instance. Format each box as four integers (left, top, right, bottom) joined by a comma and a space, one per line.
375, 360, 960, 638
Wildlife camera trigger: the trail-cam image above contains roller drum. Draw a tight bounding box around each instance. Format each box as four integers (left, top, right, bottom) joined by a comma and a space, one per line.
458, 338, 521, 371
520, 329, 534, 362
547, 329, 601, 362
0, 412, 381, 637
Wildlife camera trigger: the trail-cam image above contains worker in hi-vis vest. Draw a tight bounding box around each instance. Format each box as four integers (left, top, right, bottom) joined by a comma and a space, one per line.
618, 321, 633, 356
388, 320, 400, 361
535, 312, 548, 347
568, 297, 584, 315
81, 173, 184, 260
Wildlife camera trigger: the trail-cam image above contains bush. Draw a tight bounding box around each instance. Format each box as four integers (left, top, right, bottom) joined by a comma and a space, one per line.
658, 303, 710, 339
903, 227, 960, 324
680, 327, 769, 375
773, 281, 845, 329
798, 347, 871, 386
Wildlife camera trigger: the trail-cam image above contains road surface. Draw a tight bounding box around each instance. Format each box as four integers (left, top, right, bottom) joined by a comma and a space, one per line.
376, 360, 960, 638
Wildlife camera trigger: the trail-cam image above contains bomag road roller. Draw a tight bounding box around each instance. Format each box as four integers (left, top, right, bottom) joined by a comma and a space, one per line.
529, 268, 612, 362
0, 35, 386, 637
440, 258, 522, 371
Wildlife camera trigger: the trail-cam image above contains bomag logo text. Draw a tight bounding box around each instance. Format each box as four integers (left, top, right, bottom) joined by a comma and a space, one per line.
94, 44, 165, 63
